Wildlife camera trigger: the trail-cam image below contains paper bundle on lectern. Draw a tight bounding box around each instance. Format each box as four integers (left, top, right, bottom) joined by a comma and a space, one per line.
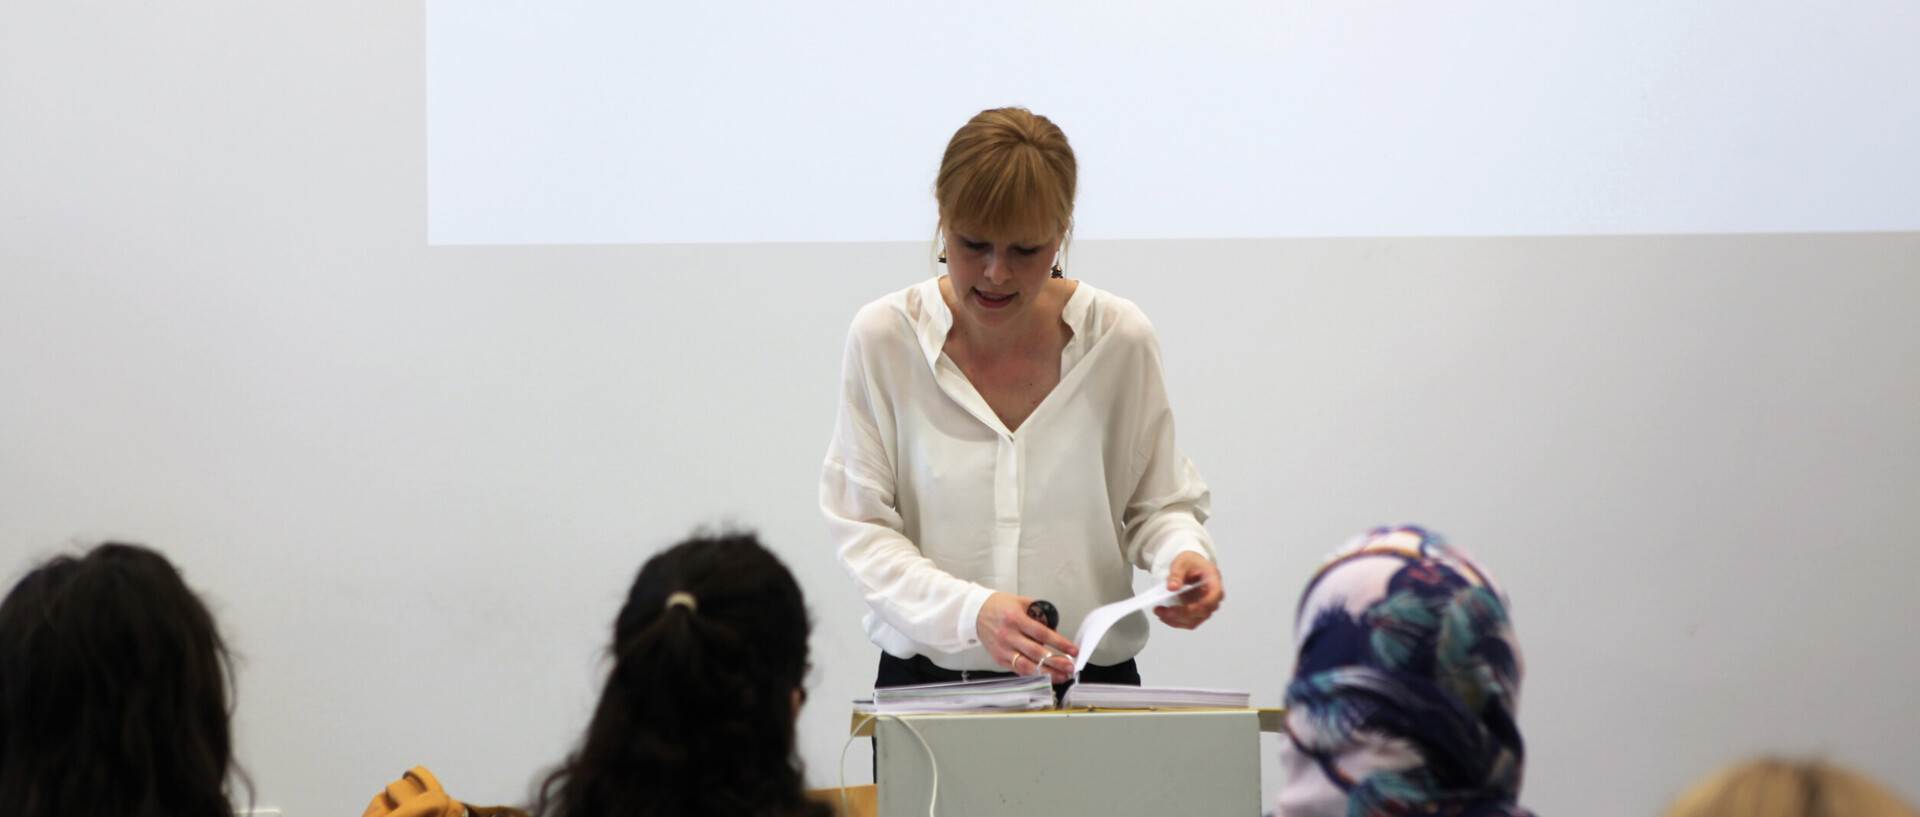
857, 675, 1054, 714
857, 580, 1248, 714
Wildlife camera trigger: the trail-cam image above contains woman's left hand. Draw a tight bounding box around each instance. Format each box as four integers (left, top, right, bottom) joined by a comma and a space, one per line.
1154, 552, 1224, 629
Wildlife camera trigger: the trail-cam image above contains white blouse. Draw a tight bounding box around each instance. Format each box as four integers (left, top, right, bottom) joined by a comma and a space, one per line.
820, 277, 1216, 671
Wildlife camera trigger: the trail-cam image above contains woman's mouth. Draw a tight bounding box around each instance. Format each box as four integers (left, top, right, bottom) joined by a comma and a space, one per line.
973, 289, 1015, 309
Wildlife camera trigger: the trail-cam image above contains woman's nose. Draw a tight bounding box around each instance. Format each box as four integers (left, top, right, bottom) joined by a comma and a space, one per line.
983, 254, 1012, 284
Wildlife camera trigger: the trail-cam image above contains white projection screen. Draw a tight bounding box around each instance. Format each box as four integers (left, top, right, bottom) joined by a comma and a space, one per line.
429, 1, 1920, 244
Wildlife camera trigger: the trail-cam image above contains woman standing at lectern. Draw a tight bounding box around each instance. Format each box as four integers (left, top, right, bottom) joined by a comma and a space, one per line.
820, 107, 1224, 691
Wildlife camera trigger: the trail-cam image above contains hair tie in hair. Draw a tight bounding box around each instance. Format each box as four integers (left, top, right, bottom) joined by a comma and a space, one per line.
664, 591, 698, 613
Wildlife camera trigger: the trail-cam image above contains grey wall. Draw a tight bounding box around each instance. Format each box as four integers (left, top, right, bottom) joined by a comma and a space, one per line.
4, 4, 1917, 817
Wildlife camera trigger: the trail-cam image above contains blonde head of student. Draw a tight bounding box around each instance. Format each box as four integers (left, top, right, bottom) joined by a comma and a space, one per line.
1664, 757, 1917, 817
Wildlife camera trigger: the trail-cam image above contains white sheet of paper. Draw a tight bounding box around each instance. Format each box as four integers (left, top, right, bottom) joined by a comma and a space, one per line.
1070, 579, 1208, 676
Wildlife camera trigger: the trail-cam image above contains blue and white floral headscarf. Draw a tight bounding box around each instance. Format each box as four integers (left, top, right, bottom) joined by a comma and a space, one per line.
1277, 526, 1535, 817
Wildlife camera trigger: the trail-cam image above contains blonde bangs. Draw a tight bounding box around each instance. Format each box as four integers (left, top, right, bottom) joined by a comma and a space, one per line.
936, 107, 1076, 242
942, 149, 1067, 240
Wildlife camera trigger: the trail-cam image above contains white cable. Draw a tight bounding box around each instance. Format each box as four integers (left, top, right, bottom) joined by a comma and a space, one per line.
893, 716, 939, 817
838, 714, 874, 817
837, 713, 941, 817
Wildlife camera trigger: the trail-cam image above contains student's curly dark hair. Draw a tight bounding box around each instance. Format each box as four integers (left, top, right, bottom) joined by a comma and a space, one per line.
0, 542, 248, 817
535, 532, 831, 817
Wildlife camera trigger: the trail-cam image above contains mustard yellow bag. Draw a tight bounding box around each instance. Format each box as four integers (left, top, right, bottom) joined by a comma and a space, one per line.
363, 766, 528, 817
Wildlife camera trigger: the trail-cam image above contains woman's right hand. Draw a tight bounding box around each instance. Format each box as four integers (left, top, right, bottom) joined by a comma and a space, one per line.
977, 592, 1079, 683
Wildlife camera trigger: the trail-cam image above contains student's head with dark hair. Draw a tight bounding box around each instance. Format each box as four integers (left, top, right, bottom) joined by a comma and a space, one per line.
536, 531, 830, 817
0, 542, 245, 817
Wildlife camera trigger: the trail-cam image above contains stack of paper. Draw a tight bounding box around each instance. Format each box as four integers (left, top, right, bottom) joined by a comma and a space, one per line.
856, 581, 1252, 715
1059, 682, 1250, 710
858, 674, 1056, 714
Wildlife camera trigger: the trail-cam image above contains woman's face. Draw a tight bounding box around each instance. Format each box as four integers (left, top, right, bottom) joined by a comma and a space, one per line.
943, 224, 1064, 329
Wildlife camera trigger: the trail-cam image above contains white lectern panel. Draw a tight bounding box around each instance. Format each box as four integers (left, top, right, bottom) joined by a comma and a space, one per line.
874, 710, 1261, 817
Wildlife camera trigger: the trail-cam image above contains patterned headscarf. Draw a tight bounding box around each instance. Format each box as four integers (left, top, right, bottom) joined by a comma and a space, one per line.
1277, 526, 1535, 817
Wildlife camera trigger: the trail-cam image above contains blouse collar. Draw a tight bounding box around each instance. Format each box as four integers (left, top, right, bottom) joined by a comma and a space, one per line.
911, 276, 1095, 372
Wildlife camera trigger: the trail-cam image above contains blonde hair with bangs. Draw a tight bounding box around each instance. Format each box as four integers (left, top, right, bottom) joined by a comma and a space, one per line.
936, 107, 1076, 243
1664, 758, 1917, 817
